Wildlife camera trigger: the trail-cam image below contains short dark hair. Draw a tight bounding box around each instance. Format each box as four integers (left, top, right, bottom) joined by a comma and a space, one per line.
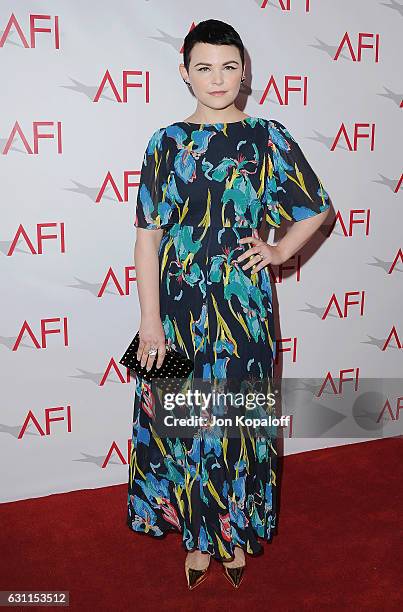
183, 19, 245, 73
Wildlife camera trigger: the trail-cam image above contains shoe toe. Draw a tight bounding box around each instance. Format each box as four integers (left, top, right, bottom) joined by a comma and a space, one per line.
185, 559, 210, 590
223, 565, 245, 588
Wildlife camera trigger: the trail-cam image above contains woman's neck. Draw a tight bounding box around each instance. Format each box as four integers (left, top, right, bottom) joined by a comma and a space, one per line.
183, 108, 250, 124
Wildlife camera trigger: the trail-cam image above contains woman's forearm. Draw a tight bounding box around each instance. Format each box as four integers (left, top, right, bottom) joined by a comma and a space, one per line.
134, 230, 163, 321
276, 208, 330, 263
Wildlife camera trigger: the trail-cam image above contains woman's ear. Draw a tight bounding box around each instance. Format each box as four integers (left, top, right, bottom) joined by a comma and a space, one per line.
179, 64, 189, 83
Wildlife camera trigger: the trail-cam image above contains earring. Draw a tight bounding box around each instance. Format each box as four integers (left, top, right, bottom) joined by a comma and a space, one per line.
241, 77, 245, 82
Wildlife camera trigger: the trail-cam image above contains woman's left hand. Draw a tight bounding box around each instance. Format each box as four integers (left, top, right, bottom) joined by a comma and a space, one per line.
236, 235, 286, 272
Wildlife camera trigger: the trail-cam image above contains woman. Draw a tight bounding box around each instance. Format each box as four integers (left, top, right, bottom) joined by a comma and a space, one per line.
128, 19, 331, 589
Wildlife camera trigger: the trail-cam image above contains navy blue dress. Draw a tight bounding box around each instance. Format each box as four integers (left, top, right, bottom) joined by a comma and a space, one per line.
127, 116, 330, 560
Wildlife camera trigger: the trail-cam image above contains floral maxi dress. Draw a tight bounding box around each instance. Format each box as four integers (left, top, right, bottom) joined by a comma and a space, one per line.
127, 116, 330, 560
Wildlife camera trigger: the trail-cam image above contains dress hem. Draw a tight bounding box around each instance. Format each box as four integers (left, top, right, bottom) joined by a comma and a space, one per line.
126, 515, 277, 562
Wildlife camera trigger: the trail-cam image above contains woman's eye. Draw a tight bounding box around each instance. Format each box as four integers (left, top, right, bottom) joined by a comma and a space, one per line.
197, 66, 236, 72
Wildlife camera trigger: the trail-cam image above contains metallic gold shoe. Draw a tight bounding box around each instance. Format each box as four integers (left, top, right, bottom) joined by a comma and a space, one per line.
185, 557, 210, 590
222, 564, 245, 588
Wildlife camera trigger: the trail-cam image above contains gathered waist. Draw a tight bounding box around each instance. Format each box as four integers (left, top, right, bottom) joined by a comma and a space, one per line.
164, 224, 260, 237
160, 224, 261, 257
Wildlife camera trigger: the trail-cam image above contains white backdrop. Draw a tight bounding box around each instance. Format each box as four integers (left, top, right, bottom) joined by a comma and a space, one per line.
1, 1, 402, 503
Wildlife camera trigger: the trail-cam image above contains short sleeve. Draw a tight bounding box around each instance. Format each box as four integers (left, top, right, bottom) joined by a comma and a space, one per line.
264, 119, 331, 227
134, 127, 176, 230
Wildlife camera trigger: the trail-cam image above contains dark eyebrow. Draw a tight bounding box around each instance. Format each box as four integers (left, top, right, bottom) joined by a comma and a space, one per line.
193, 60, 240, 67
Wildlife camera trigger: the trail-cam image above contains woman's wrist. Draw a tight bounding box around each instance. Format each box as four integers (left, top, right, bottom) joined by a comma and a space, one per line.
272, 242, 290, 265
141, 312, 161, 325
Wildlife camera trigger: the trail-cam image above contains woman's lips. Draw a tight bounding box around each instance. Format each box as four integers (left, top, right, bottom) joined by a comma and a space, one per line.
209, 91, 227, 96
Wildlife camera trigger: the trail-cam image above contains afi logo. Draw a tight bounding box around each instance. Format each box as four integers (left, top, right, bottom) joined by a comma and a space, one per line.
94, 70, 150, 103
96, 171, 141, 203
7, 223, 66, 255
99, 359, 132, 386
382, 326, 402, 351
260, 0, 311, 11
332, 123, 375, 151
273, 256, 303, 283
260, 75, 308, 106
102, 439, 132, 468
377, 397, 403, 422
395, 174, 403, 193
389, 249, 403, 275
323, 292, 365, 319
98, 267, 137, 297
0, 13, 60, 48
334, 32, 380, 62
18, 406, 71, 439
13, 318, 69, 350
275, 338, 297, 363
2, 121, 62, 155
318, 369, 360, 395
334, 210, 371, 237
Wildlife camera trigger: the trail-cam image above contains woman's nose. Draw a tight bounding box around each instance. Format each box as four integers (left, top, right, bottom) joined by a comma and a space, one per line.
211, 72, 224, 85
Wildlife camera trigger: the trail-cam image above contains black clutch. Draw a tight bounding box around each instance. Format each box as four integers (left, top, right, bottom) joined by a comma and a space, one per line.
119, 331, 194, 382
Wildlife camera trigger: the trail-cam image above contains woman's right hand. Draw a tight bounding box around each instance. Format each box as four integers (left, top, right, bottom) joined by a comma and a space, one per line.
137, 317, 166, 371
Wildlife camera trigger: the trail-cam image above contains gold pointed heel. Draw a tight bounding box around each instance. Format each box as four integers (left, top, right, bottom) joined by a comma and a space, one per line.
185, 556, 211, 590
222, 564, 246, 588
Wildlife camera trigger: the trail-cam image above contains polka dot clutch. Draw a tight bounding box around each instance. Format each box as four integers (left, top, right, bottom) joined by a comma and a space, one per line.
119, 331, 194, 382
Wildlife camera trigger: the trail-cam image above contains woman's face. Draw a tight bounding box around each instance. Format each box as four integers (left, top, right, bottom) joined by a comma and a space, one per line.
181, 42, 245, 110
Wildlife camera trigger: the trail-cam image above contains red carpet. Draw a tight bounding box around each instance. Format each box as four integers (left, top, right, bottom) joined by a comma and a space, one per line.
1, 437, 402, 611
